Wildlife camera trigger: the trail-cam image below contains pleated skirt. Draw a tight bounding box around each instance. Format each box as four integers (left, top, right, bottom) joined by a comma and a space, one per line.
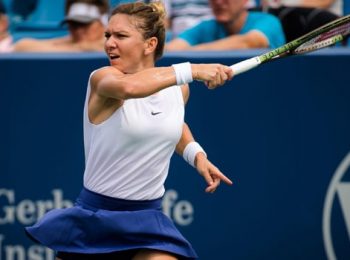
25, 187, 198, 259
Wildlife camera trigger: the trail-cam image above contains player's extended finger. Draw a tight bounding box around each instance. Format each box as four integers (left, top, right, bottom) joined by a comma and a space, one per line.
220, 173, 233, 185
212, 169, 233, 185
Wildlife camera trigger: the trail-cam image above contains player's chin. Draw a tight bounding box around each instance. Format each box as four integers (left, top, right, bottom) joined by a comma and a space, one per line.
109, 58, 121, 67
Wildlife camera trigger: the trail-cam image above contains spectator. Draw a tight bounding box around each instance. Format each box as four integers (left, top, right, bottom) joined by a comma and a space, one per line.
255, 0, 341, 42
262, 0, 343, 16
166, 0, 285, 51
0, 1, 13, 52
10, 0, 38, 20
13, 0, 109, 52
163, 0, 214, 39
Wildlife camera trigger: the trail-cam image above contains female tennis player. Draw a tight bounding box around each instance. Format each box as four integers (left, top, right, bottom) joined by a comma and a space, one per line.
25, 2, 233, 259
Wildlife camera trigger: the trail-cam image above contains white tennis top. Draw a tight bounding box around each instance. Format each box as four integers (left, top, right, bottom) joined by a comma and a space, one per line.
83, 71, 184, 200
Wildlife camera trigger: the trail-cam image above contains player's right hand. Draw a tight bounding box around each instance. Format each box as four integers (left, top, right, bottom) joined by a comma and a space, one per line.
191, 64, 234, 89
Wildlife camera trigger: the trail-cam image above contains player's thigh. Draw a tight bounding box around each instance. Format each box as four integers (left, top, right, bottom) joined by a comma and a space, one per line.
132, 249, 178, 260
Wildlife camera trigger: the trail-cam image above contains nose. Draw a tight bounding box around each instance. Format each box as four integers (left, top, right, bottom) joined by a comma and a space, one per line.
105, 36, 117, 49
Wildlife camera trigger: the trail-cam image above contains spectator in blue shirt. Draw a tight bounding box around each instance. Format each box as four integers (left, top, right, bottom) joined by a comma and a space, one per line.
166, 0, 286, 50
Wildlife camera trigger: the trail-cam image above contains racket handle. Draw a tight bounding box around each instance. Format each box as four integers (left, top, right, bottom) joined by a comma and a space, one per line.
230, 57, 261, 76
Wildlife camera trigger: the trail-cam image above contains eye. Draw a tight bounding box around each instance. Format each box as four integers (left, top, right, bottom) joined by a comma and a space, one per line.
104, 32, 111, 39
116, 33, 127, 39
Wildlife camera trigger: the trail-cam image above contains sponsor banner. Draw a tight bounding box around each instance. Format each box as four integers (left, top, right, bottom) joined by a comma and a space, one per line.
323, 153, 350, 260
1, 51, 350, 259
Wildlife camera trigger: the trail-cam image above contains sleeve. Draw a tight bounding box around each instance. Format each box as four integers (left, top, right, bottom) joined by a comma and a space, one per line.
177, 20, 215, 46
246, 13, 286, 48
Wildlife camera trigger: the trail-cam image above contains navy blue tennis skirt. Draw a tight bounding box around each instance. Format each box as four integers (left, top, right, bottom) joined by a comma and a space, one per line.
25, 187, 197, 259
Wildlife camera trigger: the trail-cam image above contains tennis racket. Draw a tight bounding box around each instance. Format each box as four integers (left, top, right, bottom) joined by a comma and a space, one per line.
230, 14, 350, 75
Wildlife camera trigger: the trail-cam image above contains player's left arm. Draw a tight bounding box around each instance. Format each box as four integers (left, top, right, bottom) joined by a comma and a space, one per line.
175, 85, 233, 193
175, 122, 233, 193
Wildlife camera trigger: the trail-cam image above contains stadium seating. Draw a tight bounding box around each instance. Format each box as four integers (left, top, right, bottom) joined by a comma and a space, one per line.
10, 0, 67, 42
13, 0, 65, 30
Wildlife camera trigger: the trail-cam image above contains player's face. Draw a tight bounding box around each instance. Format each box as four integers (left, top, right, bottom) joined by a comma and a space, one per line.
104, 14, 148, 73
209, 0, 247, 23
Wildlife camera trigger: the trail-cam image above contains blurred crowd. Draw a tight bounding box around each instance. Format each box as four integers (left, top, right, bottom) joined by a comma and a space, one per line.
0, 0, 348, 53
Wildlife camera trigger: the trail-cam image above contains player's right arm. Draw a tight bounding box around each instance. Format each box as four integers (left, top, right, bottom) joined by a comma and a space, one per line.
91, 64, 233, 100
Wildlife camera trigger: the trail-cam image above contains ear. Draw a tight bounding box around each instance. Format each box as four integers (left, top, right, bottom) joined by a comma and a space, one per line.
144, 37, 158, 56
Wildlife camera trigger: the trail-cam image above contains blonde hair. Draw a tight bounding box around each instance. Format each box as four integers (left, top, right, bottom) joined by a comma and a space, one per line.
110, 1, 167, 61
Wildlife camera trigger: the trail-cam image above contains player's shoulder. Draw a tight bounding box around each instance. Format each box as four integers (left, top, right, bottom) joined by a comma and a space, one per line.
94, 66, 117, 73
89, 66, 121, 86
91, 66, 120, 78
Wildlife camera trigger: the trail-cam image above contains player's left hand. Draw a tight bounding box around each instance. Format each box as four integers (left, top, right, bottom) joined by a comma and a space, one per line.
195, 153, 233, 193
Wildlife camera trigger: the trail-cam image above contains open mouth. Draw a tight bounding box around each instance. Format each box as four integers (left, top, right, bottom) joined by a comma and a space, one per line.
109, 54, 120, 60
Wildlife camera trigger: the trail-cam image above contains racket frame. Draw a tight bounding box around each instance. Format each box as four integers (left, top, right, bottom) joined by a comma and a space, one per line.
230, 14, 350, 75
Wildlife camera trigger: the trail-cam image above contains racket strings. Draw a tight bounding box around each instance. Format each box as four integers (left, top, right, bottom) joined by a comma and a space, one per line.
318, 24, 349, 41
294, 35, 344, 53
294, 21, 350, 53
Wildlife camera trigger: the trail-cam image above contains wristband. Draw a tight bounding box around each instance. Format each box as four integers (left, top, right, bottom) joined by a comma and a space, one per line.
183, 142, 207, 167
172, 62, 193, 85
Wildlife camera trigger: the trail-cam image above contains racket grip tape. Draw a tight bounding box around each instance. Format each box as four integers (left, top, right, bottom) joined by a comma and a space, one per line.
230, 57, 261, 76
